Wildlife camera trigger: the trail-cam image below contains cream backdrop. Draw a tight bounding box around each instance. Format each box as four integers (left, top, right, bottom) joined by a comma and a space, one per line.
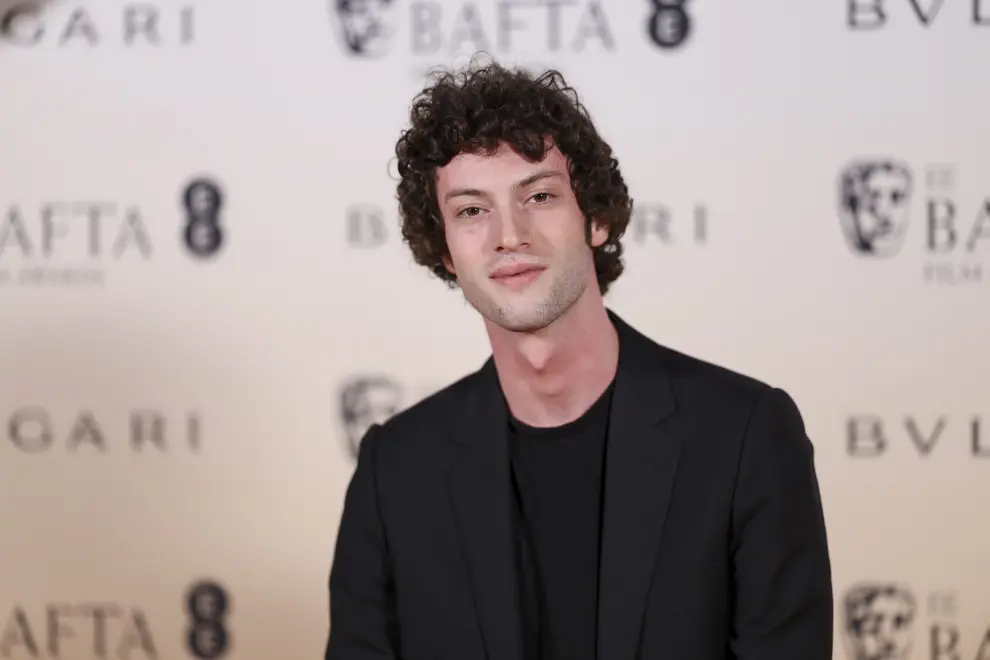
0, 0, 988, 658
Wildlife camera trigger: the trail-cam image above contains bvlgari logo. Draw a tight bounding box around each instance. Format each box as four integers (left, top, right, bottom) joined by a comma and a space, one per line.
0, 2, 198, 47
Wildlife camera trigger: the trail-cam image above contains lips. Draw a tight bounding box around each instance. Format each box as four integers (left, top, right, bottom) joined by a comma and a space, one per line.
490, 263, 546, 279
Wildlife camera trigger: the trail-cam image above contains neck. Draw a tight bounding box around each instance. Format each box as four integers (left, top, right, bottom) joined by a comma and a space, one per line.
485, 290, 619, 428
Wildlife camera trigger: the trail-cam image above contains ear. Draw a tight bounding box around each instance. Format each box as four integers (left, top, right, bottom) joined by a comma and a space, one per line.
442, 254, 456, 276
589, 220, 609, 248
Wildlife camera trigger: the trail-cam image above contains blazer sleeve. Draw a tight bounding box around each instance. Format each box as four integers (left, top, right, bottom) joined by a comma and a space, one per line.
728, 387, 834, 659
325, 423, 400, 660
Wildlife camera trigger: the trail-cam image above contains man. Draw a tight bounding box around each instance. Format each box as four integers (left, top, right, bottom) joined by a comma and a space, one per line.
326, 61, 833, 660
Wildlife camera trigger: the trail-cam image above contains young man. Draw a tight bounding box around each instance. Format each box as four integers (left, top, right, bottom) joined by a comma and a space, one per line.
325, 62, 833, 660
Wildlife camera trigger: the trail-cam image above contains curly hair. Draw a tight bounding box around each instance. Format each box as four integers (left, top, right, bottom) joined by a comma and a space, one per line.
393, 59, 633, 295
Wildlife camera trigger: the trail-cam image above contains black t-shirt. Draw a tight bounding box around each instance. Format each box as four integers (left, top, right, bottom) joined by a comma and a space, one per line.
508, 380, 615, 660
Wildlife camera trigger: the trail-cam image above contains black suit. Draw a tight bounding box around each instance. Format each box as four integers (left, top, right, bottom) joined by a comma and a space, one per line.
326, 311, 833, 660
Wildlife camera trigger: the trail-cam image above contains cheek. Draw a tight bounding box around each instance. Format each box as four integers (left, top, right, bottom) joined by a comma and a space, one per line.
445, 228, 482, 268
555, 202, 594, 243
559, 218, 595, 250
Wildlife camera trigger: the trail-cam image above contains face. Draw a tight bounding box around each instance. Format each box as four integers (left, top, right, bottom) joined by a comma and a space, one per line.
858, 169, 910, 250
338, 0, 393, 57
845, 592, 914, 660
340, 378, 402, 456
435, 144, 607, 333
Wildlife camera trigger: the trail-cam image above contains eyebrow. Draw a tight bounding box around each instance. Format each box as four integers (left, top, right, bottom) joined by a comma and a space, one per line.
442, 169, 566, 204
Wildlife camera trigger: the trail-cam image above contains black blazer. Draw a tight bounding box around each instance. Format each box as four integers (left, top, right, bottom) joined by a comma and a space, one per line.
325, 311, 833, 660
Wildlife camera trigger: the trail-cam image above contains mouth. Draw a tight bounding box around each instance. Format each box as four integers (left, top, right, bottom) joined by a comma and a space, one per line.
489, 264, 546, 289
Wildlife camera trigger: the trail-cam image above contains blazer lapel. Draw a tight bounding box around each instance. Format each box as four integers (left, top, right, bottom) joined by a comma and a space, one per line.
445, 359, 524, 660
597, 311, 682, 660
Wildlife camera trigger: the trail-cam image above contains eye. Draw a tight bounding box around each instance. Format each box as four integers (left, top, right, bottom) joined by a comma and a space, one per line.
530, 192, 554, 204
458, 206, 483, 218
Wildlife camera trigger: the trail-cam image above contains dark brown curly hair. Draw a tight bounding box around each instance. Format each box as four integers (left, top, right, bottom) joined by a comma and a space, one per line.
393, 59, 633, 295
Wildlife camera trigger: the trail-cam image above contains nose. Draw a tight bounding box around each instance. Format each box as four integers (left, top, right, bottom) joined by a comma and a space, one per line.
494, 207, 530, 252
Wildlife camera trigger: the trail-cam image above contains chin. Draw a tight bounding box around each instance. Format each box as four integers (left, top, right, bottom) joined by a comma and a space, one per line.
462, 275, 579, 333
493, 316, 551, 333
488, 301, 563, 333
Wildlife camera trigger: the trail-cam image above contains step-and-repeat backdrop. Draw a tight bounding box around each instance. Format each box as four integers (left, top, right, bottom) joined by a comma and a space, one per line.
1, 0, 987, 658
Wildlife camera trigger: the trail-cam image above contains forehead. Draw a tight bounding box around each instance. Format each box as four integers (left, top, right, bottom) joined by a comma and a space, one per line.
866, 169, 907, 189
340, 0, 387, 11
871, 596, 909, 612
851, 593, 908, 616
435, 145, 569, 192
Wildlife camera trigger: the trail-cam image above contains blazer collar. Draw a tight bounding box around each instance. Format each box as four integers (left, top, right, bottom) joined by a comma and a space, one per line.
445, 308, 682, 660
596, 309, 681, 660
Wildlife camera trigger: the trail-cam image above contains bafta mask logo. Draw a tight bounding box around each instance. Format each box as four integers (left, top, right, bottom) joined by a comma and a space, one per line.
339, 375, 403, 458
328, 0, 397, 58
839, 160, 914, 257
843, 583, 917, 660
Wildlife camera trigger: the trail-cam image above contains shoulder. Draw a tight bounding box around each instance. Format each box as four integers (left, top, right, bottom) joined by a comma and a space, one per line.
621, 315, 807, 438
617, 311, 808, 433
660, 344, 774, 411
639, 342, 814, 498
614, 311, 783, 417
365, 365, 483, 465
654, 342, 809, 449
381, 368, 478, 433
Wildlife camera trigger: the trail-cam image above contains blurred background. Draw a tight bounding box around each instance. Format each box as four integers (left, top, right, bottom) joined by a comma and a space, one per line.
0, 0, 988, 658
